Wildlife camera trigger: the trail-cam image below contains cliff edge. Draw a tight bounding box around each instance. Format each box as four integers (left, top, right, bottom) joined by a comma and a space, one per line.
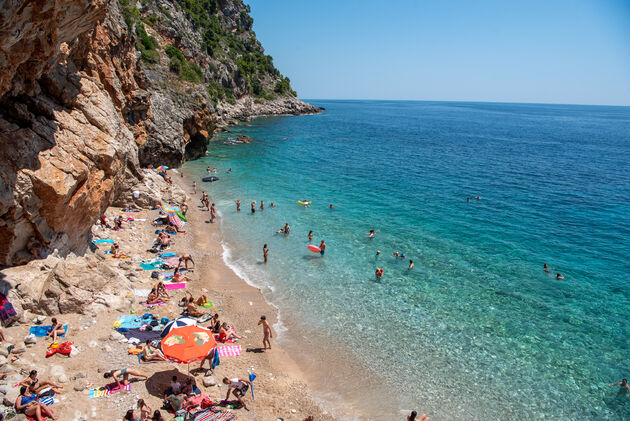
0, 0, 320, 266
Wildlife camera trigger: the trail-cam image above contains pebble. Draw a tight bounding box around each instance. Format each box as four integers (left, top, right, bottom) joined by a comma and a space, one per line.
11, 343, 26, 354
73, 371, 87, 380
73, 384, 85, 392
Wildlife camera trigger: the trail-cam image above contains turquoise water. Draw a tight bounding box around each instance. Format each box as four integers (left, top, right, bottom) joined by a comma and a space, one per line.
185, 101, 630, 420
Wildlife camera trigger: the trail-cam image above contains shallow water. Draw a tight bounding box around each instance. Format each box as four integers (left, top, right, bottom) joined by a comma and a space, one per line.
185, 101, 630, 420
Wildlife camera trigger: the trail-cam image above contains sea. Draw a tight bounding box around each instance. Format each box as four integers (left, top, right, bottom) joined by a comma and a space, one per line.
183, 100, 630, 420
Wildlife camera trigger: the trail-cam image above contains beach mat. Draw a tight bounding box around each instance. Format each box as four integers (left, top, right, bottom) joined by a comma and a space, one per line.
121, 328, 162, 343
193, 409, 238, 421
164, 282, 186, 290
89, 383, 130, 398
115, 315, 144, 329
217, 345, 241, 357
29, 325, 68, 338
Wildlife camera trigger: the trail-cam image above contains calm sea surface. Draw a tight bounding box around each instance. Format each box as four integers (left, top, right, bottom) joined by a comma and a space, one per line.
184, 100, 630, 420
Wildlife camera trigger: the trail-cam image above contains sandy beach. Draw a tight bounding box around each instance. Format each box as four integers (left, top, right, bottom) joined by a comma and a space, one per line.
0, 172, 336, 420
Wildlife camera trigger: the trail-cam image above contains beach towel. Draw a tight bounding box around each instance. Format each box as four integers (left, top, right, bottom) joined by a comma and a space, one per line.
140, 260, 163, 270
213, 334, 236, 344
160, 252, 178, 258
115, 315, 144, 329
217, 345, 241, 357
164, 282, 186, 290
29, 325, 68, 338
121, 328, 162, 343
141, 300, 167, 306
89, 383, 130, 398
38, 395, 55, 406
134, 289, 151, 297
211, 347, 220, 370
92, 239, 114, 244
193, 409, 238, 421
0, 293, 17, 324
162, 269, 186, 278
163, 257, 181, 268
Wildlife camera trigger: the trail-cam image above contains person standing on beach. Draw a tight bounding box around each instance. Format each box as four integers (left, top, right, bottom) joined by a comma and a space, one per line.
251, 201, 256, 214
210, 203, 216, 223
192, 181, 196, 194
308, 230, 313, 242
258, 315, 273, 350
319, 240, 326, 255
263, 244, 269, 264
235, 200, 241, 211
260, 200, 264, 210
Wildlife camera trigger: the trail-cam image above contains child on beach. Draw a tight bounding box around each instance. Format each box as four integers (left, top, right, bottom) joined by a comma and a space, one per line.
258, 315, 273, 350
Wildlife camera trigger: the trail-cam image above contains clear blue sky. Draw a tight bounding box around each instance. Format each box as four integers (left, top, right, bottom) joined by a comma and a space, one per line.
246, 0, 630, 105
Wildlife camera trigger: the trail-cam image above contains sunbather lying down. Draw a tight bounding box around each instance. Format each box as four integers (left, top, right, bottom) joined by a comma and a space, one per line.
103, 368, 148, 388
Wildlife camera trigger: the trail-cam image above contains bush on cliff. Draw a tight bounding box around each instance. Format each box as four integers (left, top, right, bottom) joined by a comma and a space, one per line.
136, 23, 160, 63
165, 45, 204, 83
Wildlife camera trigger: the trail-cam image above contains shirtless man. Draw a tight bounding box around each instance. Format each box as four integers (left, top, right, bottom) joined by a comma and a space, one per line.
260, 200, 264, 210
258, 315, 273, 350
608, 379, 630, 396
251, 201, 256, 214
222, 377, 252, 410
319, 240, 326, 256
103, 368, 147, 388
235, 200, 241, 211
177, 254, 195, 270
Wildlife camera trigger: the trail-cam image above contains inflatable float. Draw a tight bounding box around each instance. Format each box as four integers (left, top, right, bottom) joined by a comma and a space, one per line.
202, 176, 219, 182
298, 201, 311, 206
307, 244, 321, 253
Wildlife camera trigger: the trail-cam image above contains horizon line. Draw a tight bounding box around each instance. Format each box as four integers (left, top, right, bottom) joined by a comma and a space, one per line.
299, 98, 630, 108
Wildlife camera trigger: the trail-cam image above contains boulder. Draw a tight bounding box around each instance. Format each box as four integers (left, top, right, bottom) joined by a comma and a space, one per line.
236, 135, 252, 143
202, 375, 217, 387
113, 170, 187, 208
24, 334, 37, 345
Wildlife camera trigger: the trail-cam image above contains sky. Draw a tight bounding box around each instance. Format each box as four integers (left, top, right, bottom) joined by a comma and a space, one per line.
245, 0, 630, 106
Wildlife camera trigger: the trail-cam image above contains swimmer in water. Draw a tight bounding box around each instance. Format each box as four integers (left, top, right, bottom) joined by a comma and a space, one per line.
270, 202, 275, 208
227, 168, 232, 174
235, 200, 241, 212
556, 273, 564, 280
365, 230, 375, 238
607, 379, 630, 396
260, 200, 264, 210
476, 196, 481, 200
409, 260, 414, 270
466, 197, 470, 202
251, 201, 256, 214
376, 250, 381, 258
329, 204, 334, 209
319, 240, 326, 255
375, 267, 383, 281
308, 230, 313, 242
263, 244, 269, 264
543, 264, 552, 272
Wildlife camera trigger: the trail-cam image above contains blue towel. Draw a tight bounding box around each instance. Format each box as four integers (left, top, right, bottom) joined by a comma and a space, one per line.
116, 315, 144, 329
29, 325, 67, 338
160, 252, 178, 258
92, 239, 114, 244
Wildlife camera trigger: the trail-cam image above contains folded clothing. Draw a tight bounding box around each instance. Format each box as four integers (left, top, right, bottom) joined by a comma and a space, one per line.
29, 325, 68, 338
0, 293, 17, 323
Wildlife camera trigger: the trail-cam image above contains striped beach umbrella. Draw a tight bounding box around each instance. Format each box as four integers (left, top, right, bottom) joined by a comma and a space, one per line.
160, 317, 197, 338
157, 165, 169, 170
159, 204, 180, 215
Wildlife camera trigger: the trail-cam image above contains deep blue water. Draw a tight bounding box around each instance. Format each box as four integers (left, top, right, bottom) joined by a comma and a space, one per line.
185, 101, 630, 420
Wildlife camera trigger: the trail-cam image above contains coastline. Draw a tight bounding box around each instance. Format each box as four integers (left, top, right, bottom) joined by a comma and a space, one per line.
173, 172, 340, 421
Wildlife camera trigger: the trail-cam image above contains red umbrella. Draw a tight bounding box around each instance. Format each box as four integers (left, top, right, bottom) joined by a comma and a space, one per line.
161, 325, 217, 364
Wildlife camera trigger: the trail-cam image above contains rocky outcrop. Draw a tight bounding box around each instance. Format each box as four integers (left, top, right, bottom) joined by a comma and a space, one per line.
216, 97, 322, 128
113, 169, 186, 208
0, 0, 144, 266
0, 253, 133, 317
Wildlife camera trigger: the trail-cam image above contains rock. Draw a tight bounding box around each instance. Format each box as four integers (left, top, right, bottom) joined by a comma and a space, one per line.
88, 340, 99, 349
236, 135, 252, 143
73, 371, 87, 380
0, 356, 7, 367
202, 375, 217, 387
57, 374, 69, 383
0, 385, 8, 395
50, 365, 65, 378
110, 331, 125, 341
24, 334, 37, 345
74, 384, 85, 392
11, 343, 25, 354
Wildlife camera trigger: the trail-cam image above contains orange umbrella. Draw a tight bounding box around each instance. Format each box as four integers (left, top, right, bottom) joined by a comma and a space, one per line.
161, 325, 216, 364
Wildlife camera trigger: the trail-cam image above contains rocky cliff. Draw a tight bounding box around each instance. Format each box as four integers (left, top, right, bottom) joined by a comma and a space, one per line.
0, 0, 320, 266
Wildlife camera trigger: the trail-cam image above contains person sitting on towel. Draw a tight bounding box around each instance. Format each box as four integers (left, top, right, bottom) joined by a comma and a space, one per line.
146, 289, 163, 305
141, 340, 167, 362
172, 268, 190, 283
218, 322, 241, 342
184, 291, 207, 306
19, 370, 63, 395
153, 282, 170, 302
47, 318, 65, 342
15, 386, 56, 420
185, 297, 206, 318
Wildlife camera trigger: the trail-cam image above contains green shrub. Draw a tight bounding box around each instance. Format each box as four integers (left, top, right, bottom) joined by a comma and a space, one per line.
166, 45, 204, 83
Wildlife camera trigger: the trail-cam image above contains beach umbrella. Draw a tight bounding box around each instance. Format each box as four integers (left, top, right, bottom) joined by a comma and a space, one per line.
160, 317, 197, 338
161, 325, 217, 364
157, 165, 169, 170
159, 204, 180, 215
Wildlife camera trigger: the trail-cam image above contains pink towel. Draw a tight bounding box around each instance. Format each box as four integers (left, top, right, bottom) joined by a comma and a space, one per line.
163, 257, 180, 267
164, 282, 186, 290
217, 345, 241, 357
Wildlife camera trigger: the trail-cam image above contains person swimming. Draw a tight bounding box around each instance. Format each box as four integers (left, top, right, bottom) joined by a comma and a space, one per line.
409, 260, 414, 270
556, 273, 564, 279
365, 229, 375, 239
329, 204, 334, 209
375, 267, 383, 281
376, 250, 381, 258
308, 230, 313, 242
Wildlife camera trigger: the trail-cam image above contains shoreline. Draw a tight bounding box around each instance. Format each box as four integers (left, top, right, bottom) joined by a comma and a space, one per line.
173, 172, 340, 420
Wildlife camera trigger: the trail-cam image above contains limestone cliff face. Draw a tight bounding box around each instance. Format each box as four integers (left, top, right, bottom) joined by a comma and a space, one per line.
0, 0, 320, 266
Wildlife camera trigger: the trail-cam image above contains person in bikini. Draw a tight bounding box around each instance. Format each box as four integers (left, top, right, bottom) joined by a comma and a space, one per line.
47, 318, 65, 342
103, 368, 148, 388
19, 370, 63, 395
15, 386, 56, 420
218, 322, 241, 342
141, 340, 167, 362
185, 297, 207, 318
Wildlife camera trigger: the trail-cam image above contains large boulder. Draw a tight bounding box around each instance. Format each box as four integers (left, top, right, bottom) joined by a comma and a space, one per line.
0, 253, 133, 317
112, 169, 187, 208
